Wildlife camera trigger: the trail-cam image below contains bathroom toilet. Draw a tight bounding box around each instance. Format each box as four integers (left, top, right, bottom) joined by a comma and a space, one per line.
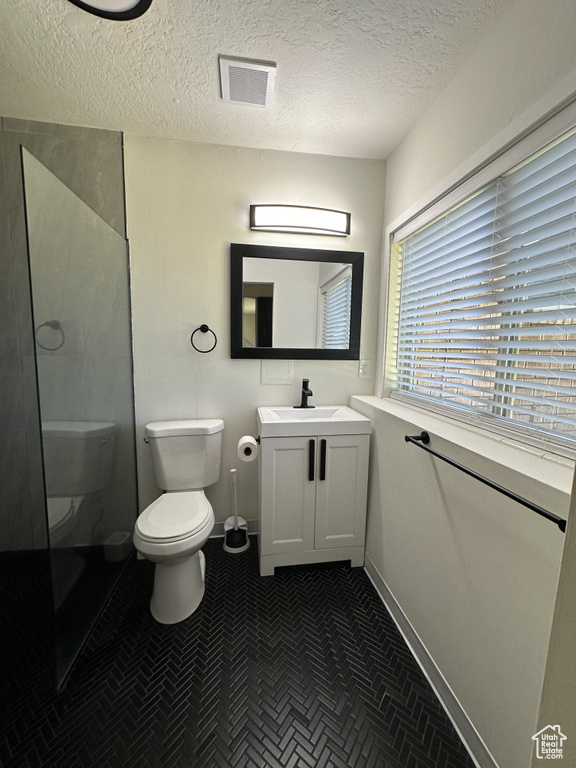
42, 420, 116, 548
41, 420, 116, 609
133, 419, 224, 624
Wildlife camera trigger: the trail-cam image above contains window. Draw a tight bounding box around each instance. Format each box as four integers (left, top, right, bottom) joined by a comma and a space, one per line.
387, 126, 576, 447
320, 267, 352, 349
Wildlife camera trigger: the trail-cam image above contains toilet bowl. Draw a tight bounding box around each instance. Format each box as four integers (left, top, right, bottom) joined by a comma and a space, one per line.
133, 418, 223, 624
47, 496, 84, 548
47, 495, 105, 549
133, 490, 214, 624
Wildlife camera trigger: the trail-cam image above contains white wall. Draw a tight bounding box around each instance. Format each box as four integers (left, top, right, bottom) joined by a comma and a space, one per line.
374, 1, 576, 766
124, 138, 385, 522
385, 0, 576, 225
243, 257, 319, 348
353, 397, 570, 768
530, 474, 576, 768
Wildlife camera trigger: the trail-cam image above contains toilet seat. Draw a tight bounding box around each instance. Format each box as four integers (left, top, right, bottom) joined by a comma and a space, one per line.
135, 491, 212, 543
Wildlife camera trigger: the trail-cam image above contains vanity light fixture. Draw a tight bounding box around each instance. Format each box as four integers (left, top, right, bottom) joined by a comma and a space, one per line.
66, 0, 153, 20
250, 205, 351, 237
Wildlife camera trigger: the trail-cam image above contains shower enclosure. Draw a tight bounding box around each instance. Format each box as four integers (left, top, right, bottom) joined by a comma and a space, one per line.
0, 118, 137, 709
22, 148, 137, 682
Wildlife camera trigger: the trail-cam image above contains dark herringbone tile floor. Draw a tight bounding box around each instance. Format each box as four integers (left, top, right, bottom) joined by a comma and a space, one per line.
2, 538, 475, 768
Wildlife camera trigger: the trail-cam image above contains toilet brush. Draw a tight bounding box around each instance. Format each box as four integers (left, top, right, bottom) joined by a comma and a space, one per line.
223, 468, 250, 553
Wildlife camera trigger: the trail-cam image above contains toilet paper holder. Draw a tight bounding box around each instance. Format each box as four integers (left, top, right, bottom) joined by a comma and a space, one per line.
237, 435, 260, 462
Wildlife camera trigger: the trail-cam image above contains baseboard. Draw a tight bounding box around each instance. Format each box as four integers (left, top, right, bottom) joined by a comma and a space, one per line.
364, 555, 499, 768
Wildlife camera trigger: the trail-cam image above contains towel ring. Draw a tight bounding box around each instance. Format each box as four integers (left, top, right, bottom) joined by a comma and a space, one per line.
191, 324, 217, 353
36, 320, 65, 351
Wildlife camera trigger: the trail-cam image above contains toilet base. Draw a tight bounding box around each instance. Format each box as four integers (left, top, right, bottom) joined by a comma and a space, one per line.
150, 550, 206, 624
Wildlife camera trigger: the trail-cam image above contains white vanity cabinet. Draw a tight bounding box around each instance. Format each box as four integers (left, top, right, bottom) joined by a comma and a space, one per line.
257, 406, 371, 576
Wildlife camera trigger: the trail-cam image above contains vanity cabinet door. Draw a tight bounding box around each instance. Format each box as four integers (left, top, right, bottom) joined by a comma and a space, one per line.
260, 436, 316, 555
314, 434, 369, 550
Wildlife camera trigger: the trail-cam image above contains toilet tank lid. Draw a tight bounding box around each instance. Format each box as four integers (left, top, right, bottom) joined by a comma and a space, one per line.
42, 421, 116, 438
145, 419, 224, 438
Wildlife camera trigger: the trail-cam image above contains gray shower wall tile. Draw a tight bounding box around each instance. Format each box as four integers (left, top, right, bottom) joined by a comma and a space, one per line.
0, 281, 19, 358
1, 125, 126, 361
0, 116, 126, 553
2, 131, 35, 359
0, 131, 19, 359
0, 356, 47, 552
1, 116, 131, 729
3, 124, 125, 239
20, 353, 49, 549
0, 128, 9, 257
0, 126, 40, 552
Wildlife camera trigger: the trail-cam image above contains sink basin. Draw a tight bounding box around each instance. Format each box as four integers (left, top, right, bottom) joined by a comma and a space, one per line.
267, 406, 344, 420
258, 405, 372, 437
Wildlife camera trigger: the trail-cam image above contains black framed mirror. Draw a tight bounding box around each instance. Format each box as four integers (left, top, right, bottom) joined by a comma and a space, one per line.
230, 243, 363, 360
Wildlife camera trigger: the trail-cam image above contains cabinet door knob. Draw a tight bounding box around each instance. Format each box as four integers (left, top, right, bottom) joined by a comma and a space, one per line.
308, 439, 315, 481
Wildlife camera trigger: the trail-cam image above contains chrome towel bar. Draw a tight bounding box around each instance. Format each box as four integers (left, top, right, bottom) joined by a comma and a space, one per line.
404, 431, 567, 533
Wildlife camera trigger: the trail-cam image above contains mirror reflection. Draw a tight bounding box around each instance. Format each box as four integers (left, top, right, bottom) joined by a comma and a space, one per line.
231, 244, 363, 360
242, 281, 274, 347
242, 258, 353, 349
22, 149, 137, 684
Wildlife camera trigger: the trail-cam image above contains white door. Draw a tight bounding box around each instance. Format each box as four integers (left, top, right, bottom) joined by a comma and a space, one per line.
314, 434, 369, 550
260, 436, 316, 555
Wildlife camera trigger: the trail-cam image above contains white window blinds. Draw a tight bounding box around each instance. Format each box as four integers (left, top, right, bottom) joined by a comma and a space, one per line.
321, 269, 352, 349
390, 127, 576, 445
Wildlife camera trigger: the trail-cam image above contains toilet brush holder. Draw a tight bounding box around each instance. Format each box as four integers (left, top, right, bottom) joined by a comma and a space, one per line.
223, 469, 250, 554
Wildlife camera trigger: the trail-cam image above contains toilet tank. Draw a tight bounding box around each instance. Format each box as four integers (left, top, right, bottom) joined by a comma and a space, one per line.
145, 419, 224, 491
42, 421, 116, 497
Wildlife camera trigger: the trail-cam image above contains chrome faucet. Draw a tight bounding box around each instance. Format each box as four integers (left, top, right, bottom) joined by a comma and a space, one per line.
294, 378, 314, 409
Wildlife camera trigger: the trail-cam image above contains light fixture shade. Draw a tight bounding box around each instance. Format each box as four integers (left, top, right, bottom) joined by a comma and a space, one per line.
250, 205, 351, 236
67, 0, 153, 20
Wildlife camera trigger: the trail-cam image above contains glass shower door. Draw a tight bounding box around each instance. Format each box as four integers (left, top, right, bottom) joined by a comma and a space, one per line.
22, 148, 138, 685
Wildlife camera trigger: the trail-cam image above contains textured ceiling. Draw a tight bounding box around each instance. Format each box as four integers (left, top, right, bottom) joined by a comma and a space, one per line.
0, 0, 514, 159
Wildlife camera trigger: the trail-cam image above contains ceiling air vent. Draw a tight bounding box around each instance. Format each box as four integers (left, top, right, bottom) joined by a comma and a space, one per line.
219, 56, 277, 108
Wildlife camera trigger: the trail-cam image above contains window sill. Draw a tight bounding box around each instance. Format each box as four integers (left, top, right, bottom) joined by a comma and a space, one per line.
350, 395, 575, 497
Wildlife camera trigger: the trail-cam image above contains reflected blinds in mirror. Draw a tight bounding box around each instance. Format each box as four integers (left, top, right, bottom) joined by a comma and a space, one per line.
321, 268, 352, 349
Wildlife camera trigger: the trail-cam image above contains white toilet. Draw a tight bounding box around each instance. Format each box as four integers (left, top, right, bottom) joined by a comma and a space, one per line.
133, 419, 224, 625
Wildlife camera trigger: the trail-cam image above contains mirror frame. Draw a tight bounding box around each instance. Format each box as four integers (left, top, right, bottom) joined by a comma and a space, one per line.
230, 243, 364, 360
